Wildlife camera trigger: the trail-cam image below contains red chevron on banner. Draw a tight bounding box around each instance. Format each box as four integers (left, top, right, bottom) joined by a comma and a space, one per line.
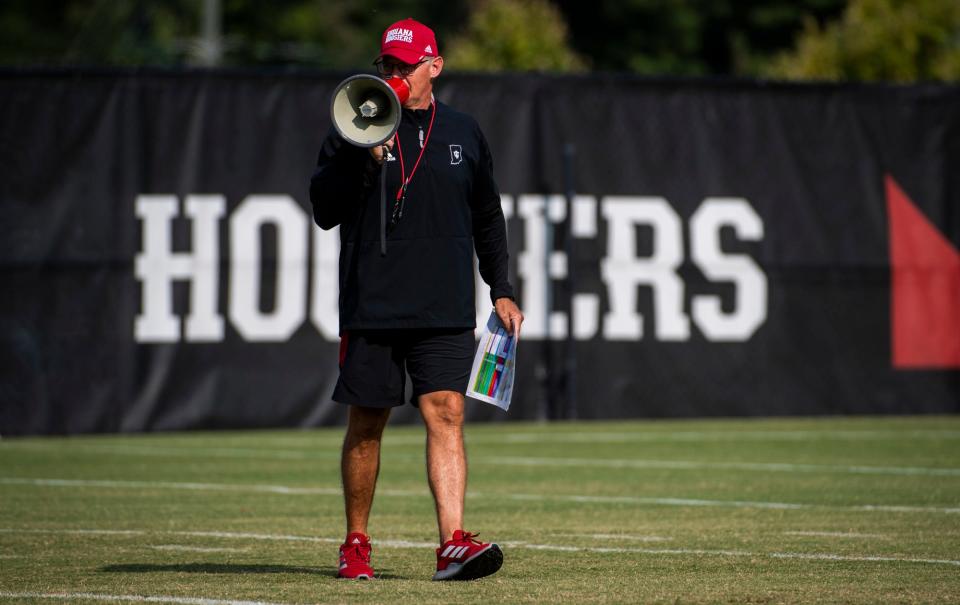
886, 175, 960, 368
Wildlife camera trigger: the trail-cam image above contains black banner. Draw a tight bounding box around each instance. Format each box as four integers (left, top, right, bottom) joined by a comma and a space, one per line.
2, 70, 958, 435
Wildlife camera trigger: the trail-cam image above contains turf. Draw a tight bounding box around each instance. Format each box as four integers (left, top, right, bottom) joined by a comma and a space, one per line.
1, 415, 958, 604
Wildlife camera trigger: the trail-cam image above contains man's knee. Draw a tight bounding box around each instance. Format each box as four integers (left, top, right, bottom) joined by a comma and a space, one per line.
419, 391, 465, 429
347, 405, 391, 441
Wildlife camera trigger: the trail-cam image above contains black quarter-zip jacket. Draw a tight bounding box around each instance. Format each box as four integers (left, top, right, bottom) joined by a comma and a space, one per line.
310, 101, 514, 332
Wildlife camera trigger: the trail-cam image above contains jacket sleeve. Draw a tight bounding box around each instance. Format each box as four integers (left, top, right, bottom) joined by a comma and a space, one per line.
309, 127, 378, 230
470, 125, 515, 304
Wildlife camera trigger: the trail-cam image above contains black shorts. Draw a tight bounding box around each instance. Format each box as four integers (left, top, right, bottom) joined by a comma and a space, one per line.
332, 328, 475, 408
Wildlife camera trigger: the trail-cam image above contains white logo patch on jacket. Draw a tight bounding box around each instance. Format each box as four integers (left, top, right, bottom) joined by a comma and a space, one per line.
449, 144, 462, 165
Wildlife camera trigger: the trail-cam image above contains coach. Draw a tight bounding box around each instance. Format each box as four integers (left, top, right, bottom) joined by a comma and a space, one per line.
309, 18, 523, 581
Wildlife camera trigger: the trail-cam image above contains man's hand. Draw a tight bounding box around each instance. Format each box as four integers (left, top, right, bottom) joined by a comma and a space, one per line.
494, 297, 524, 336
370, 139, 394, 164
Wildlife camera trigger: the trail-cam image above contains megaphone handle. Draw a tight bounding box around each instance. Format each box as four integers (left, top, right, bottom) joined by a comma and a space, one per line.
379, 144, 388, 256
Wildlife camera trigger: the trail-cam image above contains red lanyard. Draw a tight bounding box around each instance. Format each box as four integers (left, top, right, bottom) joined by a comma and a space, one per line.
393, 101, 437, 201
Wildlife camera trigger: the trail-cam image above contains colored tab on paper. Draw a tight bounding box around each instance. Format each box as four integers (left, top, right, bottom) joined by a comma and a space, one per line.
467, 311, 518, 410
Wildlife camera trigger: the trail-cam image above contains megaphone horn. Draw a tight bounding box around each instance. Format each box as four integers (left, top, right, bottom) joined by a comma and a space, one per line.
330, 74, 410, 148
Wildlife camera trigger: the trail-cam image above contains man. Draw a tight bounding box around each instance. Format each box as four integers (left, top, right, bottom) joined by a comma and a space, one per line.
309, 18, 523, 581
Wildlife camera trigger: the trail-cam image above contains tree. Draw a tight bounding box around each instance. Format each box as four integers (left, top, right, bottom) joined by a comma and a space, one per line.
0, 0, 196, 66
767, 0, 960, 81
0, 0, 471, 69
444, 0, 585, 72
219, 0, 469, 68
552, 0, 847, 76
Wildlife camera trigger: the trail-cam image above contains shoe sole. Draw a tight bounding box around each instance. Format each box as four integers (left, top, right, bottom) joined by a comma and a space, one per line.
433, 544, 503, 581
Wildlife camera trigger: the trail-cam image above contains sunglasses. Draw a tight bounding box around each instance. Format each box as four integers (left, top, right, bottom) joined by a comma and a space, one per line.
374, 58, 429, 77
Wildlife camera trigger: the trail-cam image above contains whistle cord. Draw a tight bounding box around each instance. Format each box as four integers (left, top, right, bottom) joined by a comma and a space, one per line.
391, 101, 437, 224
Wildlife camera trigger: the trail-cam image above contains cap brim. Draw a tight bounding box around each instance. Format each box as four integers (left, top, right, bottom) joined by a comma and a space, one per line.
379, 47, 427, 65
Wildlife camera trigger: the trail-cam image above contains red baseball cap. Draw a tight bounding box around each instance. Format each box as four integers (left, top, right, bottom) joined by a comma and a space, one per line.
379, 18, 438, 65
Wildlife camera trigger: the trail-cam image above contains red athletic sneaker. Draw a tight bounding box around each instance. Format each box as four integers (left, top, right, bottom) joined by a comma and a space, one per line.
433, 530, 503, 581
338, 532, 374, 579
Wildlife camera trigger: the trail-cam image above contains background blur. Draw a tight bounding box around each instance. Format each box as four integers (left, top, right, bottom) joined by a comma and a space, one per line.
1, 0, 959, 81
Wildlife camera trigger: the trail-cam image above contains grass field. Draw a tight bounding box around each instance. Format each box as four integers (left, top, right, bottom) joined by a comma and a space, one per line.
1, 415, 959, 604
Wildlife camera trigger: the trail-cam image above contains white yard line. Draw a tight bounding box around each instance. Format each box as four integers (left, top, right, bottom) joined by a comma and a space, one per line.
554, 533, 672, 542
494, 491, 960, 514
5, 442, 956, 478
0, 528, 148, 536
0, 477, 423, 497
175, 531, 334, 543
486, 429, 960, 443
474, 455, 960, 477
376, 538, 437, 548
1, 529, 956, 568
0, 529, 333, 543
149, 545, 247, 553
174, 532, 438, 549
785, 531, 887, 539
3, 477, 958, 514
0, 442, 322, 460
0, 528, 435, 549
501, 492, 808, 509
767, 552, 959, 566
0, 592, 291, 605
4, 428, 959, 457
0, 529, 146, 537
526, 545, 960, 567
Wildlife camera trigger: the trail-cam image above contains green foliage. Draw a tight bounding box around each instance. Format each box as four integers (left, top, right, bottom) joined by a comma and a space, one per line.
0, 0, 469, 69
445, 0, 585, 72
6, 0, 957, 80
553, 0, 847, 76
218, 0, 468, 68
768, 0, 960, 81
0, 0, 195, 66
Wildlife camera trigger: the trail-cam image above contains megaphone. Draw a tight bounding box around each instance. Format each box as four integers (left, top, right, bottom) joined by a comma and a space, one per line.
330, 74, 410, 148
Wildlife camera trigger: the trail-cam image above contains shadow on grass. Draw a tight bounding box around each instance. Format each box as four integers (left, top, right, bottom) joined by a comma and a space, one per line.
100, 563, 403, 579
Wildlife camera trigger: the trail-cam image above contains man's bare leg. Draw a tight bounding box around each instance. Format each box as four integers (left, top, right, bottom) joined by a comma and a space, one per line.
342, 405, 392, 536
418, 390, 466, 544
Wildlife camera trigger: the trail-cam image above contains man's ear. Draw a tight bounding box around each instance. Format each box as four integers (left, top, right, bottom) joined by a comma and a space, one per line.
430, 56, 444, 78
